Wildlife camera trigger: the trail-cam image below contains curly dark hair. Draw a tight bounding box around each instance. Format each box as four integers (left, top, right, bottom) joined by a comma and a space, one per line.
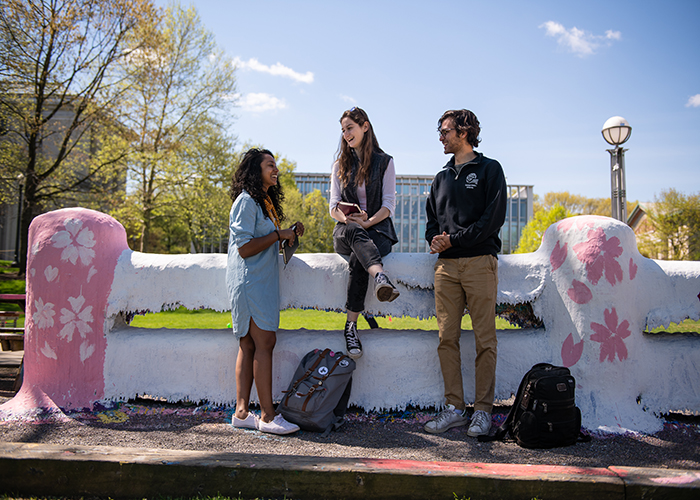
334, 107, 384, 187
229, 148, 285, 223
438, 109, 481, 149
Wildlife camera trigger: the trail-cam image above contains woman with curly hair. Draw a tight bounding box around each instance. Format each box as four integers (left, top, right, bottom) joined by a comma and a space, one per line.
227, 148, 304, 435
330, 107, 400, 360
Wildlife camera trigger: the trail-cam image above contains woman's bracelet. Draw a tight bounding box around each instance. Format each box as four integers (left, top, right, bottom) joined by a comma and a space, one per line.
274, 229, 280, 241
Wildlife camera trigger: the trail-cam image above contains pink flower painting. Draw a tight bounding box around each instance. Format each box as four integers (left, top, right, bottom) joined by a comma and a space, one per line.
50, 218, 96, 266
567, 279, 592, 304
557, 217, 600, 232
550, 240, 568, 271
561, 333, 584, 367
590, 307, 631, 363
629, 258, 638, 280
573, 228, 623, 286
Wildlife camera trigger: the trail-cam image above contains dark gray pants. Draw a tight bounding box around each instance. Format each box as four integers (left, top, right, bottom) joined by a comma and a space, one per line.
333, 222, 393, 313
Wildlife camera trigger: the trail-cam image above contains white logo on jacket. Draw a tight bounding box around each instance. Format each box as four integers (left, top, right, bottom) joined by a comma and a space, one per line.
465, 173, 478, 189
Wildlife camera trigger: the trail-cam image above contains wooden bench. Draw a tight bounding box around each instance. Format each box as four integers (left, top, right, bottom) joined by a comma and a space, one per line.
0, 294, 25, 311
0, 332, 23, 351
0, 294, 24, 390
0, 311, 21, 327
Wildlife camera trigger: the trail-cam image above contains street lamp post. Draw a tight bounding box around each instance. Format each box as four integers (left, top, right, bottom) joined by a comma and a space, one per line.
601, 116, 632, 223
12, 173, 24, 267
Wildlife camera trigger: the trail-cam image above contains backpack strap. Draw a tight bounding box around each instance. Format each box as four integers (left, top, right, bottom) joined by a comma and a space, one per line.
300, 353, 351, 412
282, 348, 330, 405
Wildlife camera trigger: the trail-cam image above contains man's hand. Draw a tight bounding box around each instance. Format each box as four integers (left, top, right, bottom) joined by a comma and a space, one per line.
430, 232, 452, 254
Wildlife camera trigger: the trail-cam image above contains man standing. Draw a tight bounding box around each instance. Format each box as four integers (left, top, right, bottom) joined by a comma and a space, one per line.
424, 109, 507, 437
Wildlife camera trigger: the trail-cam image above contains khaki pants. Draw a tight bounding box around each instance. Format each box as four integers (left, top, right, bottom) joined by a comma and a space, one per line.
434, 255, 498, 413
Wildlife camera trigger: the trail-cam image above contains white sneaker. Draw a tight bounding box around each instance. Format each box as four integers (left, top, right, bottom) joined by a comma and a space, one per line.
257, 414, 300, 435
424, 404, 468, 434
467, 410, 492, 437
232, 412, 258, 429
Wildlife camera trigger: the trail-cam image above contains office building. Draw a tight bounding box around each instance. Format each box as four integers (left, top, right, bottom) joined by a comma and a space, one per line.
294, 172, 533, 254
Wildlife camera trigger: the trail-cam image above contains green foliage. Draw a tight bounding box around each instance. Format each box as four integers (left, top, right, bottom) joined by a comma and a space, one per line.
112, 2, 237, 252
0, 0, 159, 270
637, 189, 700, 260
514, 203, 570, 254
290, 190, 335, 253
535, 191, 636, 218
278, 158, 334, 253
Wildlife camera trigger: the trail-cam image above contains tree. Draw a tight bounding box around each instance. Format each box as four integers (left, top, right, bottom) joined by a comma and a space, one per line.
535, 192, 636, 218
277, 156, 334, 253
0, 0, 157, 273
514, 204, 570, 254
115, 3, 237, 252
637, 189, 700, 260
178, 125, 237, 254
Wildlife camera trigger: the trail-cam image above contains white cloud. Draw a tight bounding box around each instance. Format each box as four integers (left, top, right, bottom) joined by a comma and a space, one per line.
686, 94, 700, 108
540, 21, 621, 57
605, 30, 622, 41
238, 93, 287, 113
340, 94, 356, 104
233, 57, 313, 84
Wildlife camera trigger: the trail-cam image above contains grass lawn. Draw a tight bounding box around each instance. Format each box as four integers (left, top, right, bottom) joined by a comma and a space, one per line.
0, 260, 25, 327
129, 306, 521, 331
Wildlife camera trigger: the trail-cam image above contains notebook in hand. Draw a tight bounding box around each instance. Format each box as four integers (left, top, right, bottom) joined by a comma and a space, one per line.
337, 201, 362, 216
281, 227, 300, 267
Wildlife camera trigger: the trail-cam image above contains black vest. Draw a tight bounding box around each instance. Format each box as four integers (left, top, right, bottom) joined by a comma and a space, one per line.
339, 151, 398, 245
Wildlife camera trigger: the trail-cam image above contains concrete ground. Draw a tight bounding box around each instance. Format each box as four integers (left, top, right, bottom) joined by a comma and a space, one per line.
1, 350, 699, 499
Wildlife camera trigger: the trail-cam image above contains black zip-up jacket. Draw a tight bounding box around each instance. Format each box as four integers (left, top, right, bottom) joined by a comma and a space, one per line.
425, 152, 507, 258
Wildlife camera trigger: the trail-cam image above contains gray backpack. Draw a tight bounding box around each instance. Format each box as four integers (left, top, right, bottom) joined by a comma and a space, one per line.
277, 348, 355, 436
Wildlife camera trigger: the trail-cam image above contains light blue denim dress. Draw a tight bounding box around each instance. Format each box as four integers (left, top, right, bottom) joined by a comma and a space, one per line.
226, 191, 280, 338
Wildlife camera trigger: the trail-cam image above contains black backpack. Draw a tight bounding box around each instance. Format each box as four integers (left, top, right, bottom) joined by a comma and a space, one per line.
480, 363, 591, 448
277, 348, 355, 437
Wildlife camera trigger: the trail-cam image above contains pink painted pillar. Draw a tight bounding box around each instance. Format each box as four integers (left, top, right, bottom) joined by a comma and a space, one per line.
1, 208, 128, 413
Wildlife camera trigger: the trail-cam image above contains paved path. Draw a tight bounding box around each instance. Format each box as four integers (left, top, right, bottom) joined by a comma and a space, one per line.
1, 351, 699, 499
1, 441, 699, 499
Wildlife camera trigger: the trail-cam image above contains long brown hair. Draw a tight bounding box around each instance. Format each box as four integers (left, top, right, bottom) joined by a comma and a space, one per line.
229, 148, 285, 222
335, 107, 384, 187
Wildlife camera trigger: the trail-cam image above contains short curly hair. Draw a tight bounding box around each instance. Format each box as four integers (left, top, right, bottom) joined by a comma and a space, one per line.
438, 109, 481, 149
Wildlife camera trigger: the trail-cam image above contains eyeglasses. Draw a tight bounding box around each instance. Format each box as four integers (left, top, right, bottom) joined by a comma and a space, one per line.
438, 128, 455, 138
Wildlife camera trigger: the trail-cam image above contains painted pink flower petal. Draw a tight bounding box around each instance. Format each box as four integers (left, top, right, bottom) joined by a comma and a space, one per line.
590, 307, 630, 362
557, 218, 576, 232
557, 218, 596, 232
50, 230, 72, 249
561, 333, 584, 367
64, 218, 83, 236
629, 258, 638, 280
573, 228, 624, 287
617, 319, 631, 339
40, 341, 57, 360
550, 240, 568, 271
44, 265, 59, 282
76, 226, 96, 248
604, 307, 619, 332
588, 257, 605, 285
567, 279, 592, 304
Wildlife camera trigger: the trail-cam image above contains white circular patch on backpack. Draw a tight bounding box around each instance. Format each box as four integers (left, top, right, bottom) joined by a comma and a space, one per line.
318, 366, 329, 376
339, 360, 350, 368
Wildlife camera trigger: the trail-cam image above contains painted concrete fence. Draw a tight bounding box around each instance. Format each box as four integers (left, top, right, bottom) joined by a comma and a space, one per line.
1, 208, 699, 434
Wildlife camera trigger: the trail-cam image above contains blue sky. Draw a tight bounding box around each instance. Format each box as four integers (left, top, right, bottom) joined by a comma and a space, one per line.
173, 0, 699, 203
